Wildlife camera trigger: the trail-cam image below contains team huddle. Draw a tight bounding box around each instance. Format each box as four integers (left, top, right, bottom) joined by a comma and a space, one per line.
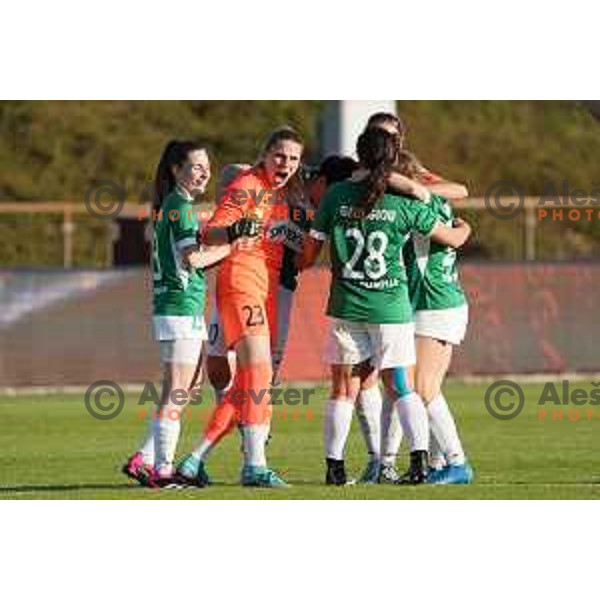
122, 112, 474, 488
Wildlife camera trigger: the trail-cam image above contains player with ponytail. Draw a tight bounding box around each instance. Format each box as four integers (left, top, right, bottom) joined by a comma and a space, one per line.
353, 112, 470, 484
122, 140, 254, 487
300, 127, 471, 485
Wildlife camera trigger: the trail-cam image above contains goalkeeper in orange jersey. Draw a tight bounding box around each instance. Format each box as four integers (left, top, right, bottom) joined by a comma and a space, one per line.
176, 127, 305, 487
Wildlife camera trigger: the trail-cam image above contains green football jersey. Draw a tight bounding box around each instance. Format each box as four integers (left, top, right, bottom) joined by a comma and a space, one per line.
311, 181, 437, 324
403, 194, 467, 311
152, 187, 206, 317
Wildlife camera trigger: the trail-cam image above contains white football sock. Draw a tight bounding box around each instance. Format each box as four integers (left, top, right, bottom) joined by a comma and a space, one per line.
427, 393, 465, 466
154, 412, 181, 475
138, 415, 155, 464
395, 391, 429, 452
429, 430, 447, 470
381, 393, 403, 467
356, 386, 383, 461
191, 437, 214, 462
242, 424, 269, 468
324, 398, 354, 460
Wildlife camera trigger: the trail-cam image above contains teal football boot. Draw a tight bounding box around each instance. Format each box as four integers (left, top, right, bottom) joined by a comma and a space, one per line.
358, 458, 381, 484
176, 454, 211, 487
241, 465, 290, 488
428, 461, 474, 485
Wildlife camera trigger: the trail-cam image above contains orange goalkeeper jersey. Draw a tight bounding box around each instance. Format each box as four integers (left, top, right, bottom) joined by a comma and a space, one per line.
207, 167, 290, 298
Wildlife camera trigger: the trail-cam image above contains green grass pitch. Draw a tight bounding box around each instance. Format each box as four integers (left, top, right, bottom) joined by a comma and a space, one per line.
2, 381, 600, 499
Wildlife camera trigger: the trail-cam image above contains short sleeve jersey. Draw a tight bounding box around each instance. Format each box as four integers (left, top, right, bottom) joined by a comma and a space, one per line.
403, 194, 467, 311
310, 180, 437, 324
152, 187, 206, 316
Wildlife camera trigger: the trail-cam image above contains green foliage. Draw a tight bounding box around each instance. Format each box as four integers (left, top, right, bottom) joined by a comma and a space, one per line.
0, 100, 322, 202
398, 100, 600, 193
397, 100, 600, 259
0, 101, 322, 266
2, 100, 600, 265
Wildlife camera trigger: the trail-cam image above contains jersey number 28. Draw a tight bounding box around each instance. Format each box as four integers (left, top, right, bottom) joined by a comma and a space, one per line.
342, 229, 388, 281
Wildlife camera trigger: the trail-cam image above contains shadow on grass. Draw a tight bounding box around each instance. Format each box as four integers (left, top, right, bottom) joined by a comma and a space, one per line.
0, 483, 138, 494
2, 479, 598, 496
0, 480, 269, 494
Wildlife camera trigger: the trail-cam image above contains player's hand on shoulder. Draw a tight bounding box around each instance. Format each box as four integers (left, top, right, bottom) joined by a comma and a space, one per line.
453, 217, 471, 233
181, 245, 203, 271
452, 218, 472, 243
412, 182, 431, 203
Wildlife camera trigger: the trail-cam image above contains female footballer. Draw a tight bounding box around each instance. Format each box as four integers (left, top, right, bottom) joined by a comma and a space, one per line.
354, 111, 471, 484
174, 155, 360, 486
121, 140, 245, 487
399, 149, 473, 484
177, 127, 305, 488
300, 128, 471, 485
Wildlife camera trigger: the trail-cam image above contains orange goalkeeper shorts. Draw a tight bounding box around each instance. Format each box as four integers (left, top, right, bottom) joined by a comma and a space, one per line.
217, 290, 278, 349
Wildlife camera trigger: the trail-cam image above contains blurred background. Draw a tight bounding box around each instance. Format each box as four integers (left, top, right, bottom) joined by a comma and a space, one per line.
1, 100, 600, 387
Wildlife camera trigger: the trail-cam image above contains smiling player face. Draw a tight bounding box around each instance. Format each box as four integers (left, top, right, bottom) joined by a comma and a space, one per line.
174, 149, 211, 194
263, 140, 303, 189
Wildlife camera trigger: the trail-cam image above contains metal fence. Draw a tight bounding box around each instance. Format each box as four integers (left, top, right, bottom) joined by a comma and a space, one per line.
2, 196, 600, 267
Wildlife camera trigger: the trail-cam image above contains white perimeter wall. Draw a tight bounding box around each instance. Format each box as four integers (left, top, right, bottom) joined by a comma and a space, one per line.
320, 100, 397, 159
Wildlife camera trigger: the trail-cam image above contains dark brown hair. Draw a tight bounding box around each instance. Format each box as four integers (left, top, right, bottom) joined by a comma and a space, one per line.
153, 140, 207, 214
356, 128, 399, 214
367, 112, 406, 157
260, 126, 305, 204
263, 126, 303, 152
318, 155, 359, 185
367, 112, 406, 136
394, 149, 423, 179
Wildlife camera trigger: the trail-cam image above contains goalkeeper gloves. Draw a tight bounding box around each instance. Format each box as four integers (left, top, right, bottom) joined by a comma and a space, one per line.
226, 217, 261, 243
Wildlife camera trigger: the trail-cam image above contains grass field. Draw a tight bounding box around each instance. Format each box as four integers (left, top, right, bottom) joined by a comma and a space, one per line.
2, 381, 600, 500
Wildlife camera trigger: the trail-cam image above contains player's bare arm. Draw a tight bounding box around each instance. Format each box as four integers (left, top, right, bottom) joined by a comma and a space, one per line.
389, 168, 468, 201
430, 219, 471, 248
387, 171, 432, 202
180, 243, 231, 270
354, 168, 431, 202
425, 180, 469, 200
416, 166, 469, 199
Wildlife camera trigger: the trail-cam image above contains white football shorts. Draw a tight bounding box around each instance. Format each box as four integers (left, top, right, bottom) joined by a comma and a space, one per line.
414, 304, 469, 345
152, 315, 208, 341
153, 314, 207, 366
158, 339, 203, 366
325, 318, 416, 369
